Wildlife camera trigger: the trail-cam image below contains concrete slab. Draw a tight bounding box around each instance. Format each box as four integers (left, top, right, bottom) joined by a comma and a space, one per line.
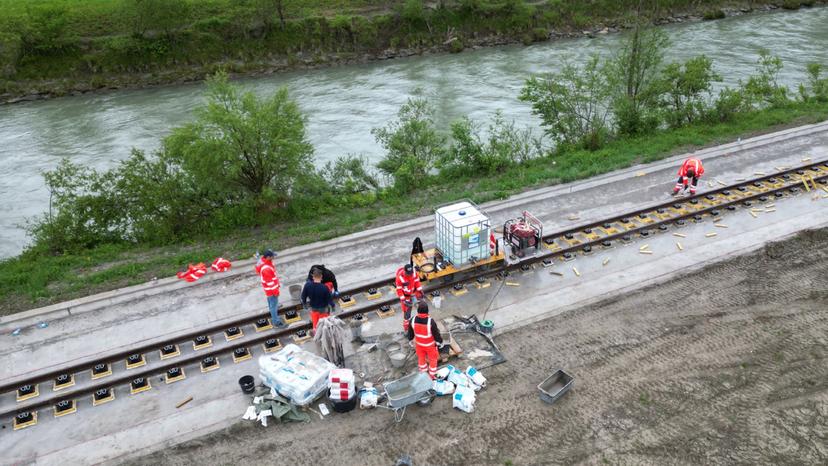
2, 122, 827, 385
2, 170, 826, 465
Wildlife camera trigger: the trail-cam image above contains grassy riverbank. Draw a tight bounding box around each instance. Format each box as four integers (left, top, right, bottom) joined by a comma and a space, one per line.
1, 100, 826, 315
2, 0, 824, 102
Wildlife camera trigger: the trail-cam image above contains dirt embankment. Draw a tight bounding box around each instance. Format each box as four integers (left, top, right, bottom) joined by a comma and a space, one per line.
127, 228, 828, 465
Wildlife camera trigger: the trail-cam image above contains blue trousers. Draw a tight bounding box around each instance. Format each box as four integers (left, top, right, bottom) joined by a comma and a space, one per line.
267, 295, 284, 326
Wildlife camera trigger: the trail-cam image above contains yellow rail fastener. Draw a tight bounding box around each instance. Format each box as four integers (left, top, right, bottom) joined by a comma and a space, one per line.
765, 208, 776, 213
639, 244, 650, 251
802, 179, 811, 192
706, 232, 717, 238
676, 242, 683, 251
505, 282, 520, 287
673, 233, 687, 238
765, 204, 775, 208
754, 172, 765, 176
750, 211, 758, 218
602, 258, 610, 266
639, 250, 653, 255
714, 223, 728, 228
802, 157, 811, 162
572, 267, 580, 277
716, 180, 727, 186
635, 171, 647, 177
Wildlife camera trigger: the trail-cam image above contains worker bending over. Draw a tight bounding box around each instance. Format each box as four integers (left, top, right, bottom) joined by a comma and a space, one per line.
395, 263, 424, 332
302, 268, 334, 331
306, 264, 339, 296
672, 157, 705, 196
406, 302, 444, 380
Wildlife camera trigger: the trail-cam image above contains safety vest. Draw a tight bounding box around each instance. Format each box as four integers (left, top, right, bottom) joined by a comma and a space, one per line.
211, 257, 231, 272
412, 314, 435, 348
395, 267, 422, 298
257, 259, 280, 296
678, 158, 704, 178
490, 232, 497, 255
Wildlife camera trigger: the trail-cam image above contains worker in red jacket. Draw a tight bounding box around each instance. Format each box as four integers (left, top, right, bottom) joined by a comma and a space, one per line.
255, 250, 284, 328
396, 263, 424, 332
406, 302, 444, 379
672, 157, 705, 196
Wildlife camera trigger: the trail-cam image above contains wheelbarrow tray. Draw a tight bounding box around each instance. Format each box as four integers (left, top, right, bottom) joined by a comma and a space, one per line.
384, 372, 433, 409
538, 369, 574, 405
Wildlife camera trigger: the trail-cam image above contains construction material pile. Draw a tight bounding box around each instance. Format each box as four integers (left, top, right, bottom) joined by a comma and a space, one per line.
258, 344, 336, 406
434, 365, 487, 413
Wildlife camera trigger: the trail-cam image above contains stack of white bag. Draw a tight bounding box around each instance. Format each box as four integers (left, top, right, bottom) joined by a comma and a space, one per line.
258, 344, 336, 406
328, 368, 356, 402
434, 364, 487, 413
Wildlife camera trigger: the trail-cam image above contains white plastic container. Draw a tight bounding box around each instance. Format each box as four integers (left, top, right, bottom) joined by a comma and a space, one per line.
258, 344, 336, 406
434, 201, 492, 266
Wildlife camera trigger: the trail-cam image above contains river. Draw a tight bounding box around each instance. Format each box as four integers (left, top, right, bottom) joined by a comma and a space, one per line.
1, 7, 827, 259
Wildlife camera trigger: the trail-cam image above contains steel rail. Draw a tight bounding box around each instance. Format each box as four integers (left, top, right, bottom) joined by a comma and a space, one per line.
5, 160, 826, 421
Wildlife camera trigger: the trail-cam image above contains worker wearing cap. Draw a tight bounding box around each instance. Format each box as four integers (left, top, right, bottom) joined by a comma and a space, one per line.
395, 263, 423, 332
406, 302, 444, 379
255, 249, 284, 328
672, 157, 705, 196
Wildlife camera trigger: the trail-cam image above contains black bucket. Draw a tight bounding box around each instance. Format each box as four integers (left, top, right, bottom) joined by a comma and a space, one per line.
239, 375, 255, 394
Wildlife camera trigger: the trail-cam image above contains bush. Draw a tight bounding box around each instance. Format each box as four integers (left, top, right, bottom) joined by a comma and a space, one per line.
742, 49, 789, 108
373, 95, 446, 192
321, 154, 380, 195
658, 55, 721, 128
781, 0, 802, 10
702, 9, 726, 21
520, 55, 612, 150
798, 63, 828, 103
709, 87, 748, 123
0, 31, 21, 77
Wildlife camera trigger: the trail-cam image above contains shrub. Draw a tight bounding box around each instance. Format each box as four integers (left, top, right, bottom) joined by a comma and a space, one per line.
373, 95, 446, 192
658, 55, 721, 128
702, 9, 725, 20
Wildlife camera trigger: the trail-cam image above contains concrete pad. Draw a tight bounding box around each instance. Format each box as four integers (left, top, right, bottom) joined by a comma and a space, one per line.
2, 173, 826, 465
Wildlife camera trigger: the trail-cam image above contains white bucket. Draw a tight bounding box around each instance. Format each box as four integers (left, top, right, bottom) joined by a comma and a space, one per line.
389, 352, 407, 368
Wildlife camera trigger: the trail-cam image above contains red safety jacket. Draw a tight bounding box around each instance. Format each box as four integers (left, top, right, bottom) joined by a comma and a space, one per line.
395, 267, 423, 300
407, 312, 443, 347
255, 258, 280, 297
490, 231, 497, 255
211, 257, 231, 272
177, 263, 207, 282
678, 158, 704, 178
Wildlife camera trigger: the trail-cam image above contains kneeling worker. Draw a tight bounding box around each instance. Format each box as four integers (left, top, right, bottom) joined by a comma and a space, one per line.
672, 157, 705, 196
302, 268, 334, 331
406, 302, 444, 380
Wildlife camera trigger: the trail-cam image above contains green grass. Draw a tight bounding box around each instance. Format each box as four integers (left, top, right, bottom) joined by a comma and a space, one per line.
1, 101, 826, 315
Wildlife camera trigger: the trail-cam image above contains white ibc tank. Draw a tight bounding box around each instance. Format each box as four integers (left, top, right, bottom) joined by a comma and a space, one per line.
434, 201, 491, 266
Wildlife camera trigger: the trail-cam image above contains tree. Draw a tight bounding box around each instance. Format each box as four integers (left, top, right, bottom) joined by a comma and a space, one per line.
657, 55, 721, 128
742, 49, 789, 107
163, 72, 314, 208
607, 25, 669, 135
121, 0, 190, 37
520, 55, 612, 150
372, 95, 446, 192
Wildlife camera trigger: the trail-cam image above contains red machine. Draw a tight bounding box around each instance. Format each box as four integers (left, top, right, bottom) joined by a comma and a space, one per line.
503, 211, 543, 258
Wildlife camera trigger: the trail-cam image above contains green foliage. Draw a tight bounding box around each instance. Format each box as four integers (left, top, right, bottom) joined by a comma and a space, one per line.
702, 9, 725, 20
0, 31, 22, 77
658, 55, 721, 128
321, 154, 380, 195
742, 49, 789, 107
121, 0, 191, 37
608, 26, 669, 136
799, 63, 828, 103
21, 3, 76, 56
372, 95, 446, 192
440, 112, 545, 175
164, 72, 314, 203
781, 0, 802, 10
520, 55, 612, 150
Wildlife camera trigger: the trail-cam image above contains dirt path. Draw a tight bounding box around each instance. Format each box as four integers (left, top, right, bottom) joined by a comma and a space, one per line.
127, 229, 828, 466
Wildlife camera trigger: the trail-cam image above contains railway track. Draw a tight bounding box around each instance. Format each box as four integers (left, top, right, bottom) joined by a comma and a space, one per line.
5, 160, 827, 430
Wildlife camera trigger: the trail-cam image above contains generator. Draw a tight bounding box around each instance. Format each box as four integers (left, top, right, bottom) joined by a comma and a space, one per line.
503, 211, 543, 258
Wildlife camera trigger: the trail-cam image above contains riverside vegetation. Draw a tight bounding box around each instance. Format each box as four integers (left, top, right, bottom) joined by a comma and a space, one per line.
1, 23, 828, 314
0, 0, 824, 100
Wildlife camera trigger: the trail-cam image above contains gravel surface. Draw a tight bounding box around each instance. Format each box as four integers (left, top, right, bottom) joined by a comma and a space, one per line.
126, 228, 828, 466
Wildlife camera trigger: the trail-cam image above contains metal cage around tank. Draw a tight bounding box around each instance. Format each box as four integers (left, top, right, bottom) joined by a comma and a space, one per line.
434, 201, 492, 266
